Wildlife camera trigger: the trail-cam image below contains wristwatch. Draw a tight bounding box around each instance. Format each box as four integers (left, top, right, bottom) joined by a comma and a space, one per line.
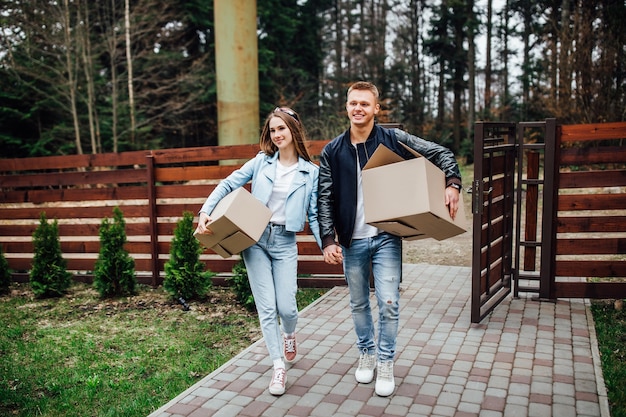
447, 183, 462, 192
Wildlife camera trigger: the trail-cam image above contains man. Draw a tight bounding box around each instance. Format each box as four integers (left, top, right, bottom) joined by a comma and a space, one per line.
318, 81, 461, 396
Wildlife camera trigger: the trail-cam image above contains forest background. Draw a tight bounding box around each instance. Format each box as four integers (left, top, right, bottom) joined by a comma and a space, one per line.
0, 0, 624, 161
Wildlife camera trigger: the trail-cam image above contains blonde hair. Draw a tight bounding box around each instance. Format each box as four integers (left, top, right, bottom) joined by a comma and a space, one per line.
259, 107, 312, 162
347, 81, 380, 102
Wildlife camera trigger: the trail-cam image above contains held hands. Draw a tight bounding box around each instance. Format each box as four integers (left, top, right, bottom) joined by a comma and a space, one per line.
196, 212, 214, 235
323, 244, 343, 265
445, 186, 461, 220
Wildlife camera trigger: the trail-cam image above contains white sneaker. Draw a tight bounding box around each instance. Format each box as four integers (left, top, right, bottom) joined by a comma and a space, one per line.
375, 361, 395, 396
269, 367, 286, 396
355, 353, 376, 383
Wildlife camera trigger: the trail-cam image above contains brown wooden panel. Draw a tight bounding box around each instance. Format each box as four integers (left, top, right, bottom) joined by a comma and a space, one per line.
0, 185, 148, 204
557, 238, 626, 255
156, 203, 203, 217
154, 165, 241, 182
555, 260, 626, 277
151, 144, 260, 164
560, 146, 626, 165
481, 195, 506, 223
557, 216, 626, 233
481, 154, 507, 177
0, 150, 148, 172
558, 193, 626, 211
560, 122, 626, 142
155, 184, 215, 200
559, 170, 626, 189
0, 204, 151, 220
480, 218, 504, 243
0, 168, 148, 188
480, 237, 505, 270
553, 282, 626, 299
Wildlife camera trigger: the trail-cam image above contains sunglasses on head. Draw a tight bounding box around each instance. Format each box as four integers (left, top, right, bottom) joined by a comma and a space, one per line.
274, 107, 300, 123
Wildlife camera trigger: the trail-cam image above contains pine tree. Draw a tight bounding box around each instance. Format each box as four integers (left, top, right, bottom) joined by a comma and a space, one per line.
164, 212, 214, 304
30, 213, 72, 298
0, 244, 12, 294
93, 207, 136, 297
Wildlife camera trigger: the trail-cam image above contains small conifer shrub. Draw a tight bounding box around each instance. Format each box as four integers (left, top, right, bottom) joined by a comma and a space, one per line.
164, 212, 214, 303
93, 207, 136, 297
229, 260, 255, 312
0, 244, 12, 294
30, 213, 72, 298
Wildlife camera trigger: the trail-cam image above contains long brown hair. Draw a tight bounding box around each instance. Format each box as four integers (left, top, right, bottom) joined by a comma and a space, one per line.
259, 107, 312, 162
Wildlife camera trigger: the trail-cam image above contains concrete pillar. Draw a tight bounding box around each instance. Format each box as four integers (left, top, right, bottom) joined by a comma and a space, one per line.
214, 0, 259, 148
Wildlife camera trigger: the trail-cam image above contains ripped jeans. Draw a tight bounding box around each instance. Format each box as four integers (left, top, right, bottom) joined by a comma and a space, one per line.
342, 232, 401, 362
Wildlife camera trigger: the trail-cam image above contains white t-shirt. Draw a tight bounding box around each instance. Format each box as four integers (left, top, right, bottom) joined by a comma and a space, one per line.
352, 144, 379, 239
268, 160, 298, 225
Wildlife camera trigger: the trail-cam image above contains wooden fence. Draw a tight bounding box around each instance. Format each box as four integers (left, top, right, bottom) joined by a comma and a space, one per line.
545, 122, 626, 298
0, 140, 344, 287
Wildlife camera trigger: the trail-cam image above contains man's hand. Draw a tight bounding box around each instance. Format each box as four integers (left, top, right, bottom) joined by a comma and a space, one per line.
445, 186, 461, 220
323, 244, 343, 265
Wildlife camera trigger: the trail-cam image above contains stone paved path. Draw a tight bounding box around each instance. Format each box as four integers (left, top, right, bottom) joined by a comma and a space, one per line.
148, 264, 610, 417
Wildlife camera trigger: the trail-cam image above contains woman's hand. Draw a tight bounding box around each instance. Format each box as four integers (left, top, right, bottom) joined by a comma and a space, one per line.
196, 212, 214, 234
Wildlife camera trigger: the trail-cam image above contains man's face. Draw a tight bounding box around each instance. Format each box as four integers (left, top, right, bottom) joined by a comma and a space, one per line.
346, 89, 380, 128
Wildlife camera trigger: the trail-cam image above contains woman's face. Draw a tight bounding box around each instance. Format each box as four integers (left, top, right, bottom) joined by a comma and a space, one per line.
269, 116, 294, 150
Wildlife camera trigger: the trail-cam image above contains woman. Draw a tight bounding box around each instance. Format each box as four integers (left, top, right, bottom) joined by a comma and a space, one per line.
196, 107, 322, 396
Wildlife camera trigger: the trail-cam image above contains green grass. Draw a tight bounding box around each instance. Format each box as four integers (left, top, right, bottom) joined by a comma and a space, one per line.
591, 300, 626, 417
0, 283, 327, 417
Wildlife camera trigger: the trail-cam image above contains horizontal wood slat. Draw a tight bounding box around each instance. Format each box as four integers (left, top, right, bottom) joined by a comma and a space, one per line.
557, 216, 626, 233
560, 122, 626, 142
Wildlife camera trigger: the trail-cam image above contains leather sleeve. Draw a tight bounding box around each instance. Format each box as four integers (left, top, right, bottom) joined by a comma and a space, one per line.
317, 147, 338, 248
394, 129, 462, 185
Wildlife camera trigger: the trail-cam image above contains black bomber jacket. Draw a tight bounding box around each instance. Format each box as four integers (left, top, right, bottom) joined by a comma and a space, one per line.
317, 124, 462, 249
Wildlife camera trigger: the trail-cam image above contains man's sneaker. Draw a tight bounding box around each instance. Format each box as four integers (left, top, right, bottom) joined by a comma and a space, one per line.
269, 367, 286, 396
284, 334, 297, 363
375, 361, 395, 396
355, 353, 376, 383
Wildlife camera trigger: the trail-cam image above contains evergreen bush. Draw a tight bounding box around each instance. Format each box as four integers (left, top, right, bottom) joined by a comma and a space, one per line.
93, 207, 136, 298
0, 244, 12, 294
229, 260, 255, 312
30, 213, 72, 298
164, 212, 214, 302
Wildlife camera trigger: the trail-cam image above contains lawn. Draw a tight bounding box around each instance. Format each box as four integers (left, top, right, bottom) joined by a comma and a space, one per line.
0, 283, 326, 417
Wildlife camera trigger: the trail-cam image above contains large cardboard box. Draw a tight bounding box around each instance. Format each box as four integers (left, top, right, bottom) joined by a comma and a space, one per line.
362, 143, 467, 241
194, 187, 272, 258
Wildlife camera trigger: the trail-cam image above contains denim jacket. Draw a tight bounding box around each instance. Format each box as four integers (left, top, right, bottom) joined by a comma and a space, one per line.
200, 151, 322, 249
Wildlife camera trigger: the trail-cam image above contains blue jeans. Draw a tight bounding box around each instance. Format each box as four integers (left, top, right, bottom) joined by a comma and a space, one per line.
342, 233, 401, 362
242, 224, 298, 361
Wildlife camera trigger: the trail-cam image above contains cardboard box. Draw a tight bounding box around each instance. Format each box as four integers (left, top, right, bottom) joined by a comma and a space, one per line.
194, 187, 271, 258
362, 143, 467, 241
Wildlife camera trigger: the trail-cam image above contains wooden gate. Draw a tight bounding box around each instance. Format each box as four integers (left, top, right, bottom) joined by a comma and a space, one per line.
471, 122, 516, 323
472, 120, 626, 323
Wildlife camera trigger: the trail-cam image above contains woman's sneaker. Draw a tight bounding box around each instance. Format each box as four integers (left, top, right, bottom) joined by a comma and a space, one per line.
269, 367, 286, 396
355, 353, 376, 383
284, 334, 297, 363
375, 361, 395, 396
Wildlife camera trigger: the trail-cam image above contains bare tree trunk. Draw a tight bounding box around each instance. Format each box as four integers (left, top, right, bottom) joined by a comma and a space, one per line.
467, 0, 476, 139
484, 0, 493, 115
501, 0, 510, 120
559, 0, 572, 119
62, 0, 83, 155
78, 1, 99, 154
125, 0, 136, 145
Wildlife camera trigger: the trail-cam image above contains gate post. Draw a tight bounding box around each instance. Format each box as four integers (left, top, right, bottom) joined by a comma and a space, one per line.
146, 154, 160, 287
539, 118, 558, 300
